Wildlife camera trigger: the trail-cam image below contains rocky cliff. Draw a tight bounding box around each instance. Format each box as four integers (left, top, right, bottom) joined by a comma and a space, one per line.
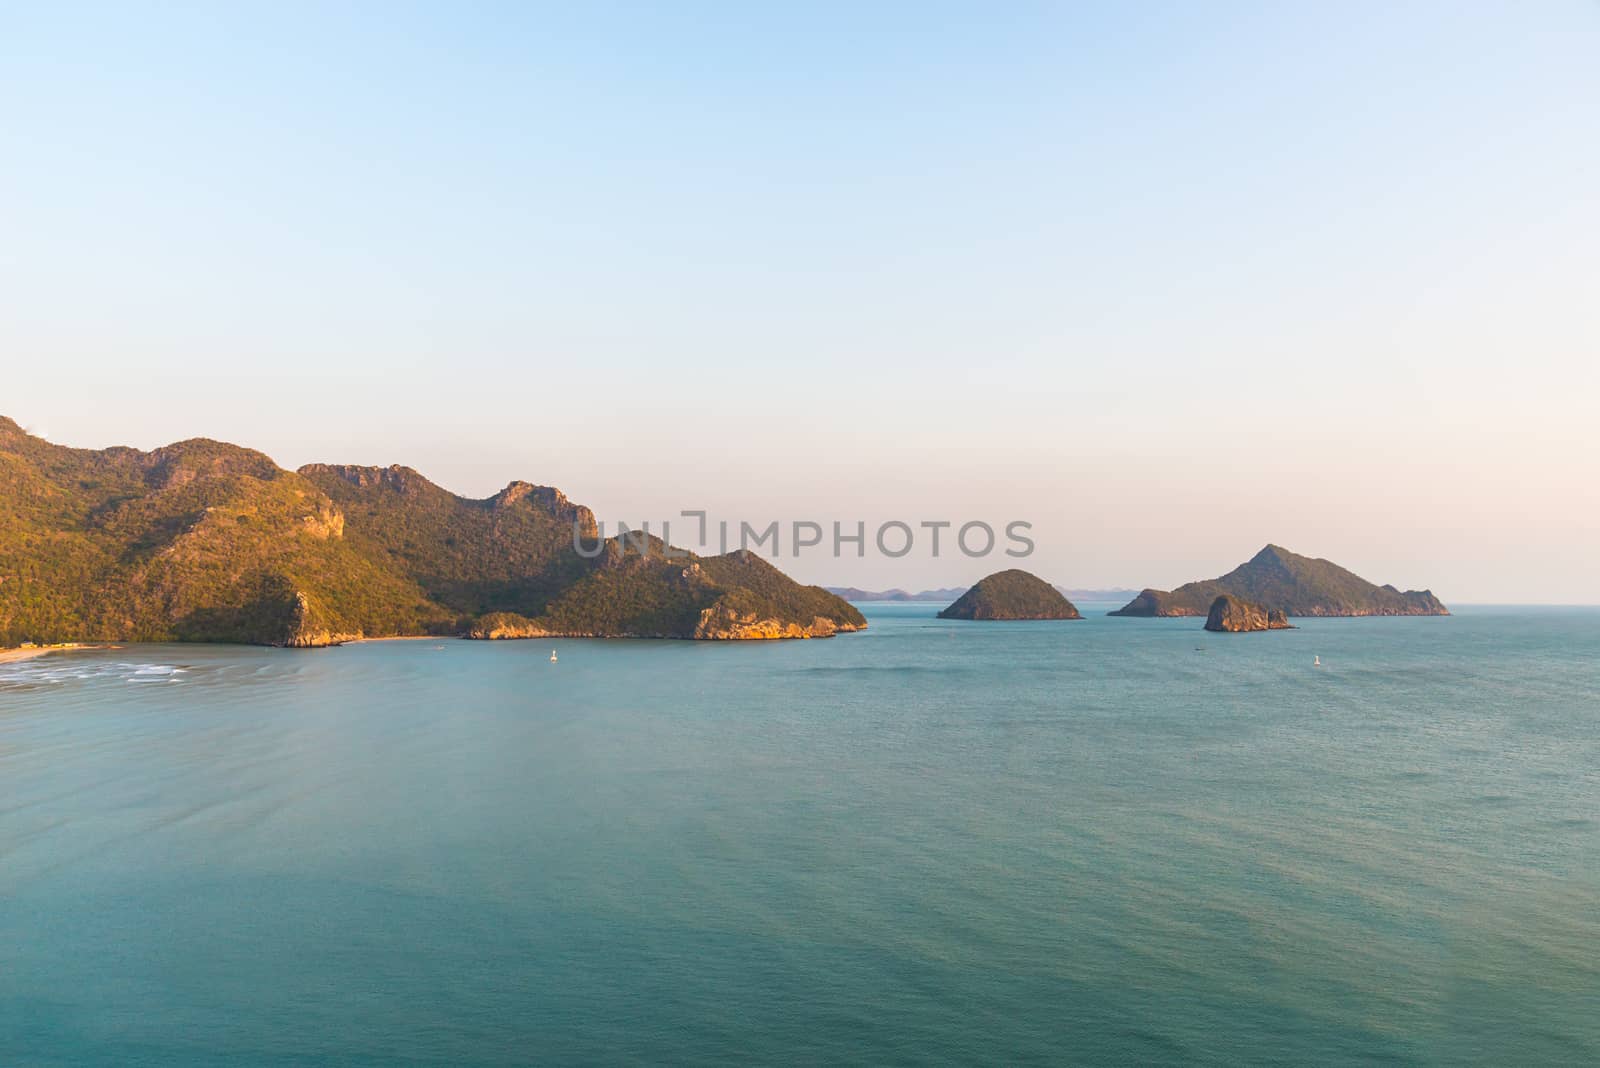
1203, 595, 1294, 633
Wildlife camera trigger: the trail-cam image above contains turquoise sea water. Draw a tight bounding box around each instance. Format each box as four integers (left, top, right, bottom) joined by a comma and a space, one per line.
2, 604, 1597, 1065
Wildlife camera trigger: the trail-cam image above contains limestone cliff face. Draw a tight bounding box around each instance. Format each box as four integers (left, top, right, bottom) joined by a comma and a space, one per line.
467, 613, 551, 640
1203, 595, 1294, 633
692, 602, 860, 640
298, 463, 426, 495
299, 503, 345, 540
281, 592, 365, 648
141, 440, 282, 489
490, 481, 597, 538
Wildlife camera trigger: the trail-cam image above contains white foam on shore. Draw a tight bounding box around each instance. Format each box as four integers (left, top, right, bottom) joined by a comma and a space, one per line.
0, 660, 188, 688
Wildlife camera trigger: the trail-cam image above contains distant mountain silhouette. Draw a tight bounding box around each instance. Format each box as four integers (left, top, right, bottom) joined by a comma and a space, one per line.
825, 586, 967, 603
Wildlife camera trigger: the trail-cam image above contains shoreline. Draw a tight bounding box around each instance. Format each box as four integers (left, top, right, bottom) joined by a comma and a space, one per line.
0, 643, 89, 664
340, 635, 458, 645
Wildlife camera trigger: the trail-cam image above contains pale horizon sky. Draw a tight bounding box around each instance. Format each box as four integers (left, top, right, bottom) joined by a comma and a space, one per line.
3, 3, 1597, 601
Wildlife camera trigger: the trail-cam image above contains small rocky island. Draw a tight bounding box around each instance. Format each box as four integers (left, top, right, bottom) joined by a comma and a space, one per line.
938, 570, 1082, 621
1204, 595, 1294, 633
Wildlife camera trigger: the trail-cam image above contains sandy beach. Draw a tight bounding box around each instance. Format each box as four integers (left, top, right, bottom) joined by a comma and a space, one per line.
0, 644, 87, 664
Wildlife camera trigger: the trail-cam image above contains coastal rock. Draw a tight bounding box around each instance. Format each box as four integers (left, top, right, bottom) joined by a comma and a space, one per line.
468, 612, 550, 640
1204, 595, 1294, 633
281, 592, 365, 647
692, 602, 853, 640
466, 601, 863, 643
938, 570, 1082, 621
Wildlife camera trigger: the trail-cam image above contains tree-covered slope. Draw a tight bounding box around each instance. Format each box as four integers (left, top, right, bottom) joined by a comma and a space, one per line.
938, 570, 1082, 620
0, 418, 864, 646
1110, 544, 1448, 618
0, 418, 440, 646
298, 464, 597, 620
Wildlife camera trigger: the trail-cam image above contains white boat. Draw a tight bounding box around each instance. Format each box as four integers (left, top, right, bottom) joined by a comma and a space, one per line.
550, 650, 558, 663
1314, 655, 1321, 667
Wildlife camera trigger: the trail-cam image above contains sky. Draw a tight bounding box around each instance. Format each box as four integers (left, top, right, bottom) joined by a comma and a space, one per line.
2, 2, 1597, 601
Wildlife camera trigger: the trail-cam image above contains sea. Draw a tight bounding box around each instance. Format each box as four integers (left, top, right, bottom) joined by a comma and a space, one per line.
1, 604, 1596, 1065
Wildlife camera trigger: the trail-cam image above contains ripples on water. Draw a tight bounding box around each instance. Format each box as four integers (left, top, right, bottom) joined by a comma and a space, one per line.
1, 607, 1597, 1065
0, 660, 188, 689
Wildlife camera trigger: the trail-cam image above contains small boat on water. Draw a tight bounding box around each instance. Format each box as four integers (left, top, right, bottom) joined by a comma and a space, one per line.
1314, 655, 1322, 667
550, 650, 558, 663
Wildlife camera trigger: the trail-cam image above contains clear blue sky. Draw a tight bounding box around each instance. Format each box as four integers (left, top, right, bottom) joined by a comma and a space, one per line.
3, 2, 1597, 600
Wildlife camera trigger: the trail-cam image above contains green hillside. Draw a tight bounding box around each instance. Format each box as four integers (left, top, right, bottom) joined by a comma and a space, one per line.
0, 418, 863, 646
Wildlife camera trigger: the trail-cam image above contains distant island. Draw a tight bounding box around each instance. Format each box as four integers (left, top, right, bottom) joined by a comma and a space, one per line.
0, 418, 864, 647
1204, 595, 1293, 633
938, 570, 1082, 620
828, 585, 1136, 603
1110, 545, 1447, 618
825, 586, 968, 603
1055, 586, 1139, 603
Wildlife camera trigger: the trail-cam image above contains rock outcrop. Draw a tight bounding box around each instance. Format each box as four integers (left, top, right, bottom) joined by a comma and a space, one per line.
1203, 595, 1294, 633
467, 613, 551, 640
938, 570, 1082, 620
692, 604, 851, 640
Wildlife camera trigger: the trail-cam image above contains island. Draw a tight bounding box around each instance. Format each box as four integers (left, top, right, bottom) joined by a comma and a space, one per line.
0, 417, 864, 647
1110, 545, 1447, 618
1204, 595, 1294, 633
824, 586, 968, 603
938, 570, 1082, 620
828, 584, 1136, 603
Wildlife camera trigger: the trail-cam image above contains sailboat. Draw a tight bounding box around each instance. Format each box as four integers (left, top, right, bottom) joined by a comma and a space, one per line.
550, 649, 558, 663
1314, 655, 1322, 667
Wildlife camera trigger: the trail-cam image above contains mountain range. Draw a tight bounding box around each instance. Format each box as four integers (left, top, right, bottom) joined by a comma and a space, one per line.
0, 418, 864, 647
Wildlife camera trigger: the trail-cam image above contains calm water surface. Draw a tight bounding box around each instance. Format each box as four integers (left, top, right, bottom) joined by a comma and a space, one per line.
2, 605, 1597, 1065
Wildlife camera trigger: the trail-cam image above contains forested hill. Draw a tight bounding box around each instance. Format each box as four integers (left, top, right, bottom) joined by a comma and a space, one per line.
0, 417, 863, 646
